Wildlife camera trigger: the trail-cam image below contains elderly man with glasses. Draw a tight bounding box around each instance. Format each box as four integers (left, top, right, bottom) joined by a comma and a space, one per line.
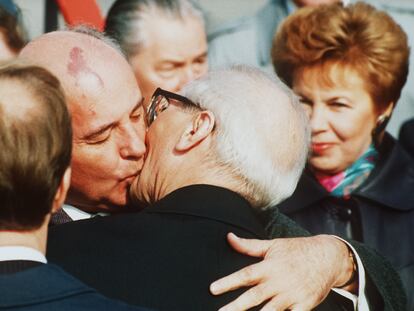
47, 66, 404, 310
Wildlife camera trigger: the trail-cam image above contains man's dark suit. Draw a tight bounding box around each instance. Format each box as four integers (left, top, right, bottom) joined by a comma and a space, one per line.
48, 185, 349, 310
0, 261, 148, 310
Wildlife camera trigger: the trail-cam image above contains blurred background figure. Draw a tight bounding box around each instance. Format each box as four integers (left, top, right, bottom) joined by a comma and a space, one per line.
0, 0, 27, 61
105, 0, 208, 108
208, 0, 341, 72
268, 2, 414, 308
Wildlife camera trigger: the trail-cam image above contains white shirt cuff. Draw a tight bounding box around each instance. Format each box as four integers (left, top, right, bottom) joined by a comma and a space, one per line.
331, 236, 370, 311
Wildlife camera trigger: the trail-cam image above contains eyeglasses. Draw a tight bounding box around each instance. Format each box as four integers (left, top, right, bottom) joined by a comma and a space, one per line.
146, 87, 198, 126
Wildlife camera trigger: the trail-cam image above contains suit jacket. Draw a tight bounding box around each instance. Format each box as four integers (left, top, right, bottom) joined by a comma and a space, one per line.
48, 185, 348, 311
0, 261, 148, 310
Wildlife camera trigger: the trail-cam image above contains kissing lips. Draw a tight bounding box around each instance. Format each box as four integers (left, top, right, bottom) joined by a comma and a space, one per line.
121, 170, 141, 185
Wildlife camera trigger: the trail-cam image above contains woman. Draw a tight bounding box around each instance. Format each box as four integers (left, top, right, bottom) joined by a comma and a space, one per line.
270, 2, 414, 308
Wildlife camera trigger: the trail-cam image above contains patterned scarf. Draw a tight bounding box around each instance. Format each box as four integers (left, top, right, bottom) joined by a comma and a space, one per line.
315, 144, 378, 198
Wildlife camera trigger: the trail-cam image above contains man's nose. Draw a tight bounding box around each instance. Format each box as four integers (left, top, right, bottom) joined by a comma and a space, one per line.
119, 124, 146, 159
177, 66, 196, 90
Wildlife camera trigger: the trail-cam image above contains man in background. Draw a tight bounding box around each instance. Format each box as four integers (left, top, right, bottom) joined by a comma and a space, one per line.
105, 0, 208, 109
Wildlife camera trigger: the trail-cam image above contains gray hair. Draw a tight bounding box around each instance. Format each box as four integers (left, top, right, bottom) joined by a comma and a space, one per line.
105, 0, 204, 58
68, 25, 125, 57
181, 66, 310, 209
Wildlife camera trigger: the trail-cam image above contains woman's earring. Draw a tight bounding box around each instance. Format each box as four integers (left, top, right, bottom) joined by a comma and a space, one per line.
372, 115, 390, 148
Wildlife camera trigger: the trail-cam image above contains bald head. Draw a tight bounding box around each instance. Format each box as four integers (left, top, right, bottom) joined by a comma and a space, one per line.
20, 30, 134, 108
19, 29, 146, 212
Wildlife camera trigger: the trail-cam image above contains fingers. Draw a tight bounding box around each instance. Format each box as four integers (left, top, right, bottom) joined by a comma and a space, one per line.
226, 232, 273, 258
210, 262, 262, 295
260, 296, 292, 311
260, 296, 314, 311
217, 284, 275, 311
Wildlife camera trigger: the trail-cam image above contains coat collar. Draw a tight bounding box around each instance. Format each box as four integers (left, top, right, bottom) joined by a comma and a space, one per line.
280, 134, 414, 212
356, 134, 414, 211
146, 184, 267, 238
0, 264, 95, 307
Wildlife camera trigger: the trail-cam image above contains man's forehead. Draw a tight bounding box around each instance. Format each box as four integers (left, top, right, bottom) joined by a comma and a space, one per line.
145, 17, 207, 59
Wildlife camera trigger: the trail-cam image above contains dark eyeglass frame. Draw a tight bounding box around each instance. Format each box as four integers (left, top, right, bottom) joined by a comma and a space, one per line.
146, 87, 198, 126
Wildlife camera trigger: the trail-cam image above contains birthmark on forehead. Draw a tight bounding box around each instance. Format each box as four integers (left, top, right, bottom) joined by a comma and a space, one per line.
67, 47, 104, 89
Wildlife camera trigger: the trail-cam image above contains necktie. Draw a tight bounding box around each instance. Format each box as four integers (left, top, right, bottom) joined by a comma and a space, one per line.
50, 209, 73, 226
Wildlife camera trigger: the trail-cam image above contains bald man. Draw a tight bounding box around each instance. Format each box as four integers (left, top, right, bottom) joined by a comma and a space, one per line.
20, 28, 146, 223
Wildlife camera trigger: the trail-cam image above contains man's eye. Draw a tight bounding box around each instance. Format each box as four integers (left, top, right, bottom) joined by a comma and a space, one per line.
159, 66, 174, 72
299, 98, 312, 106
87, 133, 111, 145
330, 102, 348, 108
158, 67, 178, 78
194, 56, 207, 65
131, 112, 142, 121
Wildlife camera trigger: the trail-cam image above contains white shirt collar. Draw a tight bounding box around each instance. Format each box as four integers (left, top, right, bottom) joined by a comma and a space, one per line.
62, 204, 94, 221
0, 246, 47, 263
62, 204, 109, 221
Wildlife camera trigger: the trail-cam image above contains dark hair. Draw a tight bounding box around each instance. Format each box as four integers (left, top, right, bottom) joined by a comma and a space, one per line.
0, 62, 72, 230
105, 0, 204, 58
0, 5, 27, 53
272, 2, 409, 110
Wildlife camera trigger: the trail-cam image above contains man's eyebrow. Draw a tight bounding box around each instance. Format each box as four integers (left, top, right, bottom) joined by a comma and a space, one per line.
196, 51, 208, 59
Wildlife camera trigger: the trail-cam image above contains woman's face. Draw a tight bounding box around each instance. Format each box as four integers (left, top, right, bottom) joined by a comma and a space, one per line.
293, 65, 380, 175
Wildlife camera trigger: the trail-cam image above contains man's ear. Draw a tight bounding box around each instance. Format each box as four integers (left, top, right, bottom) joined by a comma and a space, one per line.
51, 167, 71, 214
176, 110, 215, 152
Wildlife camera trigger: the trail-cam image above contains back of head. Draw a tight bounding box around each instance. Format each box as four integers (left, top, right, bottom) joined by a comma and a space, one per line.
181, 66, 310, 208
105, 0, 204, 58
272, 1, 409, 109
0, 62, 72, 230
